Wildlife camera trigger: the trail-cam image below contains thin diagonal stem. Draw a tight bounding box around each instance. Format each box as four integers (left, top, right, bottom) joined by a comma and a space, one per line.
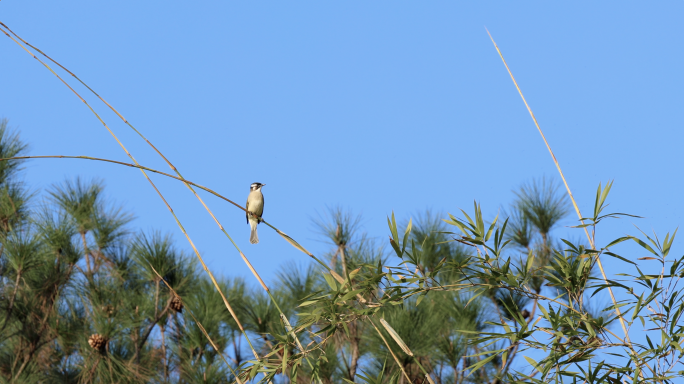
0, 22, 309, 352
369, 319, 412, 383
3, 20, 440, 380
485, 27, 647, 370
0, 23, 262, 362
150, 264, 243, 384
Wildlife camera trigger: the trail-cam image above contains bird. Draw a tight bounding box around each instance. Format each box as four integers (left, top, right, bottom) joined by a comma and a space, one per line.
246, 182, 265, 244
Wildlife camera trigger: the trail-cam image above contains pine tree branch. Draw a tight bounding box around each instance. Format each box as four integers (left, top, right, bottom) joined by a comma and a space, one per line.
132, 296, 173, 364
0, 270, 21, 333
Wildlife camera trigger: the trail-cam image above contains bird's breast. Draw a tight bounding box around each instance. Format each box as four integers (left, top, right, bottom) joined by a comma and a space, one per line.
247, 192, 264, 215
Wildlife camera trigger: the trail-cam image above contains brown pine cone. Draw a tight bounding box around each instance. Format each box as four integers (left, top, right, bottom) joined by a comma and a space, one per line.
171, 296, 183, 313
88, 334, 108, 352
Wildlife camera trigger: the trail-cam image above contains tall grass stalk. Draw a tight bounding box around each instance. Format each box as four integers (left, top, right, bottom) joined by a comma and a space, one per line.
485, 29, 637, 355
0, 24, 333, 358
149, 263, 243, 384
0, 22, 265, 364
2, 17, 668, 383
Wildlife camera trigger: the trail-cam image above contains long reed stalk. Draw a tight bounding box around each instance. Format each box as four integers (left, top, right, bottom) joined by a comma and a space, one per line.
0, 19, 565, 382
369, 319, 412, 383
485, 28, 649, 373
0, 22, 318, 355
149, 264, 243, 384
0, 22, 262, 363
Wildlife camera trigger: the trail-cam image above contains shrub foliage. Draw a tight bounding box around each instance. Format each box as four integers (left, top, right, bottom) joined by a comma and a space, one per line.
0, 117, 682, 384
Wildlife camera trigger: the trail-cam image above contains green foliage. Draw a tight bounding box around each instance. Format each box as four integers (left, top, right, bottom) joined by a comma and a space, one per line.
513, 177, 569, 238
0, 118, 28, 183
0, 121, 243, 383
1, 119, 681, 384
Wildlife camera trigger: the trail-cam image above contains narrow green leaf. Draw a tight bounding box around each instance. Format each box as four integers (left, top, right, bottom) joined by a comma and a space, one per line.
324, 273, 338, 291
593, 182, 602, 219
380, 318, 413, 356
282, 346, 288, 377
485, 213, 498, 242
605, 236, 632, 248
416, 292, 426, 307
632, 294, 643, 321
631, 237, 659, 256
465, 354, 497, 377
402, 218, 412, 253
524, 356, 538, 369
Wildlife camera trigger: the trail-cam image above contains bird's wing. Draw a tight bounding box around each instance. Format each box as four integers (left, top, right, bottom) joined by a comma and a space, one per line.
245, 200, 249, 224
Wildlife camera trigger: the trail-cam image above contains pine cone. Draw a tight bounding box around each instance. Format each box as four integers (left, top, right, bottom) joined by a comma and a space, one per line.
88, 334, 108, 352
171, 296, 183, 313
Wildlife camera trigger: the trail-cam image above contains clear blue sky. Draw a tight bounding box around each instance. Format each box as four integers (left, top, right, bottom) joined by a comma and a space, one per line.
2, 0, 683, 370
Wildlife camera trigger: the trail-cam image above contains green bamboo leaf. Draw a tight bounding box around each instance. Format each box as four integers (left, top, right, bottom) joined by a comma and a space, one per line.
630, 237, 658, 256
605, 236, 632, 248
599, 181, 613, 213
485, 213, 498, 242
593, 182, 602, 219
585, 321, 596, 337
475, 201, 485, 236
632, 294, 643, 321
465, 354, 497, 377
379, 318, 413, 356
663, 228, 678, 257
416, 292, 427, 306
538, 303, 550, 319
603, 251, 637, 265
389, 237, 402, 257
466, 288, 486, 309
249, 363, 260, 380
298, 300, 318, 307
524, 356, 538, 369
402, 218, 412, 253
324, 273, 338, 291
282, 346, 288, 377
498, 217, 509, 246
390, 212, 399, 240
460, 208, 475, 227
276, 229, 314, 256
341, 289, 365, 302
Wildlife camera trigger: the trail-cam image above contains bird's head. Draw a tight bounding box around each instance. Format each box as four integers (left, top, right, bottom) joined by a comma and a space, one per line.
250, 182, 265, 191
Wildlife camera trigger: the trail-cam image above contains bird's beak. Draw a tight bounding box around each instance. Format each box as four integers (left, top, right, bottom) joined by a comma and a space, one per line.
262, 184, 266, 187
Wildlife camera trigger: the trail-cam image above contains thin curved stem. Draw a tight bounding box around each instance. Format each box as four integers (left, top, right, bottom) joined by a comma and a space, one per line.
485, 27, 646, 372
0, 22, 312, 354
0, 24, 262, 363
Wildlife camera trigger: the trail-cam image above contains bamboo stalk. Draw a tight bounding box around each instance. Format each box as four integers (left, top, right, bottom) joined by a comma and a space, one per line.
369, 319, 412, 383
0, 154, 641, 348
0, 23, 263, 364
0, 23, 308, 353
485, 28, 649, 372
149, 264, 243, 384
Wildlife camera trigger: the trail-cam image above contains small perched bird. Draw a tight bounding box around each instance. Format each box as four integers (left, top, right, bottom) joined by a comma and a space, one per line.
246, 182, 265, 244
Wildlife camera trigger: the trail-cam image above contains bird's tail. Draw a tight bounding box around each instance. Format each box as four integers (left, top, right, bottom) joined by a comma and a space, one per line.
250, 220, 259, 244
